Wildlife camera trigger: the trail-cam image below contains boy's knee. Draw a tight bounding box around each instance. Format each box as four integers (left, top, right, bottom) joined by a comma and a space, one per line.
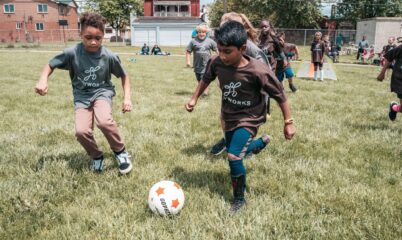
228, 153, 241, 161
75, 128, 92, 138
96, 119, 114, 130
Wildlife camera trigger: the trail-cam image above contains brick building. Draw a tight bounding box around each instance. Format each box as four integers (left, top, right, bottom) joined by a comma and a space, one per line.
0, 0, 79, 43
131, 0, 203, 47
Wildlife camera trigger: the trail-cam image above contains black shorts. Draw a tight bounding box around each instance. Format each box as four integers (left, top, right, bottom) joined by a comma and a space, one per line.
313, 62, 323, 68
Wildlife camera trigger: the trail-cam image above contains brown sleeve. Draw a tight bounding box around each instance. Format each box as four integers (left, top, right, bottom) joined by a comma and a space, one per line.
202, 56, 218, 84
259, 70, 287, 103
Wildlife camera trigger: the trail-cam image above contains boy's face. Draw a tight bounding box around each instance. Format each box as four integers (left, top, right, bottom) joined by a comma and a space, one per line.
260, 21, 270, 35
388, 37, 394, 44
81, 26, 104, 53
314, 33, 321, 41
218, 44, 246, 66
197, 30, 207, 40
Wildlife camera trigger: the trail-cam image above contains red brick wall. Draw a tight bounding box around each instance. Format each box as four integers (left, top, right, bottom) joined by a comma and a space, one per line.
143, 0, 200, 17
0, 0, 79, 43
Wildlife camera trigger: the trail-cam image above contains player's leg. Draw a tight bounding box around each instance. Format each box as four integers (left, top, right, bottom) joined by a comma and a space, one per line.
75, 105, 104, 171
389, 93, 402, 121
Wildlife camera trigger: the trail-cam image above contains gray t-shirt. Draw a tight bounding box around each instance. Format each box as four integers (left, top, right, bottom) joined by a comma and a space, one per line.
246, 40, 270, 67
186, 37, 217, 74
49, 43, 126, 109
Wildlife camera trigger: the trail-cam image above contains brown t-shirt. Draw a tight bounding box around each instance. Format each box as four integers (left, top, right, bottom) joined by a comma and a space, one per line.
203, 55, 287, 136
384, 45, 402, 94
311, 40, 325, 63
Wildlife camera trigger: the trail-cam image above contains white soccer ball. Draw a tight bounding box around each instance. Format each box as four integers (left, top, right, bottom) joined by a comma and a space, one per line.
148, 180, 185, 217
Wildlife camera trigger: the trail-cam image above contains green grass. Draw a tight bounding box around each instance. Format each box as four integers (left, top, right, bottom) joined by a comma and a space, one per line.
0, 47, 401, 240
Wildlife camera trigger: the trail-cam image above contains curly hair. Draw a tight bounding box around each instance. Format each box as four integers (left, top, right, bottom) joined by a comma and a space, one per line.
80, 12, 106, 32
220, 12, 258, 43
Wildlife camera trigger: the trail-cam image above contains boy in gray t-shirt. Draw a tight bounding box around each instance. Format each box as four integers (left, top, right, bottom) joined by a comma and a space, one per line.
35, 12, 133, 175
186, 24, 217, 96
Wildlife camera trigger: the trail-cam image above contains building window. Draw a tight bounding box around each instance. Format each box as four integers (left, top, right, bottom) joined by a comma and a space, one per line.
36, 23, 44, 31
4, 4, 15, 13
16, 22, 22, 29
37, 4, 48, 13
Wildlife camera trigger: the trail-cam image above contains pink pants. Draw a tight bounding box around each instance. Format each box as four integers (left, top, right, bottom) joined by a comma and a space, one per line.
75, 99, 125, 159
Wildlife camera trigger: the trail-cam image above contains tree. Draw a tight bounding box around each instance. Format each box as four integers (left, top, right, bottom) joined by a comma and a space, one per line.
208, 0, 323, 28
84, 0, 143, 39
336, 0, 402, 24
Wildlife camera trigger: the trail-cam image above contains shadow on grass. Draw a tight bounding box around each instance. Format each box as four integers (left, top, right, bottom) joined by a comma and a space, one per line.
181, 144, 209, 156
174, 90, 193, 96
171, 166, 231, 201
34, 152, 88, 172
347, 122, 402, 134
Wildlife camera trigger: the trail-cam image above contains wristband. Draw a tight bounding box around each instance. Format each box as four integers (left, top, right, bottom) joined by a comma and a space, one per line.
284, 118, 294, 125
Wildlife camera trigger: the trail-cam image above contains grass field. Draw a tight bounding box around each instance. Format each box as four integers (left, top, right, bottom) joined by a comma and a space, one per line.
0, 45, 401, 240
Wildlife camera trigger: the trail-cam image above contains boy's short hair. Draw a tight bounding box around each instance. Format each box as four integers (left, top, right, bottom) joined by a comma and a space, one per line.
80, 12, 106, 32
214, 21, 247, 49
196, 24, 208, 33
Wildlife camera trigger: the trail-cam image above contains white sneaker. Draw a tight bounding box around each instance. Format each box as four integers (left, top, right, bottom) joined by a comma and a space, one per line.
114, 151, 133, 174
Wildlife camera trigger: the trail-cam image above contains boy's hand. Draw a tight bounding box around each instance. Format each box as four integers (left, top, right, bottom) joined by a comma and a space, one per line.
122, 98, 132, 113
284, 123, 296, 140
35, 81, 48, 96
377, 72, 385, 81
185, 99, 196, 112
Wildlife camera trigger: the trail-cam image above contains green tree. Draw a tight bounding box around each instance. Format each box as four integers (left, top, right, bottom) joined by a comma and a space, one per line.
84, 0, 143, 38
336, 0, 402, 24
208, 0, 322, 28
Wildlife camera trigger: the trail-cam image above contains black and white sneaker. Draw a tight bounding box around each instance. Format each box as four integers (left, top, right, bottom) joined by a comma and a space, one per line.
114, 151, 132, 174
229, 199, 246, 215
289, 83, 298, 92
389, 102, 398, 121
90, 156, 104, 172
210, 138, 226, 155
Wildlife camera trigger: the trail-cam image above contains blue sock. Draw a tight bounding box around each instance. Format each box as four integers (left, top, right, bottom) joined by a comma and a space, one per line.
228, 159, 246, 177
245, 138, 266, 155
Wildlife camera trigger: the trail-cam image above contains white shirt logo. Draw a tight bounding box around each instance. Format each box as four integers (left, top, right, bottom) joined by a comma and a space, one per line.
223, 82, 241, 97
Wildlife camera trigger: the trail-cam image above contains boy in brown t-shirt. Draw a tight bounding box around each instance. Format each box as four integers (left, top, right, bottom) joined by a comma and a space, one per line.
377, 43, 402, 121
185, 21, 296, 214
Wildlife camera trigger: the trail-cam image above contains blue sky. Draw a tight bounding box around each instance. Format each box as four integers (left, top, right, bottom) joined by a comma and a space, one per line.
200, 0, 332, 16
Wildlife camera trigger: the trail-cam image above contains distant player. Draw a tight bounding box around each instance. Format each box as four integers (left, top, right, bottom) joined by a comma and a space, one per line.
186, 24, 217, 96
311, 32, 325, 81
377, 43, 402, 121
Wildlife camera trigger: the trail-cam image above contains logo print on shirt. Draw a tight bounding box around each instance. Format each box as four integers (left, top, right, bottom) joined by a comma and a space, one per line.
224, 82, 241, 97
83, 66, 101, 81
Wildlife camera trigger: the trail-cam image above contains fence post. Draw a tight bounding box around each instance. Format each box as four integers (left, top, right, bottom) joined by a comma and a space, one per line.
304, 29, 307, 46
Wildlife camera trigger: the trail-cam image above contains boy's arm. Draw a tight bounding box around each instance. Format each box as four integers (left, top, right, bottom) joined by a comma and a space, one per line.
186, 51, 192, 67
121, 75, 132, 113
35, 64, 54, 96
278, 100, 296, 140
377, 59, 391, 81
185, 80, 209, 112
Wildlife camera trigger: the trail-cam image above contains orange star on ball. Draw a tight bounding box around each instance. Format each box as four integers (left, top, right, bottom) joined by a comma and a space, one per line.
171, 199, 180, 208
155, 187, 164, 196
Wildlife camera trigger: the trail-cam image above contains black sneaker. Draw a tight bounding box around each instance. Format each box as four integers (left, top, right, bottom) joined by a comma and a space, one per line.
210, 138, 226, 155
90, 156, 104, 172
289, 83, 298, 92
229, 199, 246, 215
389, 102, 398, 121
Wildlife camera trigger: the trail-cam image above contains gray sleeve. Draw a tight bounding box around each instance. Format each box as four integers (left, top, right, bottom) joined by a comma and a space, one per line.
49, 50, 70, 70
246, 40, 270, 66
209, 39, 217, 51
110, 54, 126, 78
186, 40, 194, 53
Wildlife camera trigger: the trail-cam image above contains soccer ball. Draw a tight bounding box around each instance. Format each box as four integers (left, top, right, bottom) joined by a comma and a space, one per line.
148, 180, 185, 217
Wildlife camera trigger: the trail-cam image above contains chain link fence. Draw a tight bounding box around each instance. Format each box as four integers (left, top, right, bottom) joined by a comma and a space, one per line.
0, 27, 357, 49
